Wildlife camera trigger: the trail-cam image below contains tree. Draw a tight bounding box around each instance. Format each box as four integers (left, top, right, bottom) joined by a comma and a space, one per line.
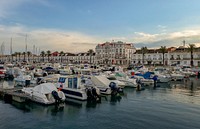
18, 52, 21, 61
27, 51, 31, 62
160, 46, 167, 66
188, 44, 196, 67
14, 52, 18, 61
22, 52, 26, 61
47, 50, 51, 62
88, 49, 94, 64
59, 51, 65, 63
141, 46, 148, 65
40, 51, 45, 62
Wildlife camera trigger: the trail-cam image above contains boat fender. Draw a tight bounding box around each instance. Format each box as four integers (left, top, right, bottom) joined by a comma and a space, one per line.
58, 83, 63, 91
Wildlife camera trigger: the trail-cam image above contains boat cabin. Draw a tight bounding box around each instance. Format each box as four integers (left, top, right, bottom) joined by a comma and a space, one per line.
58, 76, 81, 89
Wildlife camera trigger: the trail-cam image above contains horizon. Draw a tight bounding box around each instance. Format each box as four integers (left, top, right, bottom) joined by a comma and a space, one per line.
1, 0, 200, 54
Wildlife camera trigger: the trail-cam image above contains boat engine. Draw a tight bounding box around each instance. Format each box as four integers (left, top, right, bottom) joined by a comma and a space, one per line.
109, 82, 123, 95
86, 87, 101, 102
52, 90, 62, 103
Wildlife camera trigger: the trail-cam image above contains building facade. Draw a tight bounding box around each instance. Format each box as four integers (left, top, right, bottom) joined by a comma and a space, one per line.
132, 46, 200, 66
95, 41, 136, 65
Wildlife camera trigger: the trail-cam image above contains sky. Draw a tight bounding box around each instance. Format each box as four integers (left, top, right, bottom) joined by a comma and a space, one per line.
1, 0, 200, 54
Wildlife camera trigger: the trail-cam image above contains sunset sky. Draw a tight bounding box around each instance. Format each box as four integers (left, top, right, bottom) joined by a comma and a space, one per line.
1, 0, 200, 54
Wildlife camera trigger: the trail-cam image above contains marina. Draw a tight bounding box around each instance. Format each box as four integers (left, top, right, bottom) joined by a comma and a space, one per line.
0, 62, 200, 129
1, 1, 200, 128
0, 77, 200, 129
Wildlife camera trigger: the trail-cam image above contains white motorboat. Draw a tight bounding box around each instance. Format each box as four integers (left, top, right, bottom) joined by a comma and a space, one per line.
181, 68, 196, 77
33, 68, 46, 77
56, 75, 100, 101
153, 71, 171, 83
90, 75, 123, 95
113, 72, 137, 88
133, 75, 154, 86
170, 73, 184, 81
157, 74, 170, 83
59, 66, 72, 75
107, 75, 126, 88
14, 74, 36, 86
22, 83, 65, 105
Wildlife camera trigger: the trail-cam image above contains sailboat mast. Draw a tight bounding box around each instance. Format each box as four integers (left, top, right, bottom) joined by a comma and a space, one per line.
25, 34, 27, 53
10, 37, 13, 61
25, 34, 27, 62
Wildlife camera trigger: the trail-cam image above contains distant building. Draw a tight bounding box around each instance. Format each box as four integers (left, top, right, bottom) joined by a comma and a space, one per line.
95, 41, 136, 65
132, 46, 200, 66
73, 52, 95, 64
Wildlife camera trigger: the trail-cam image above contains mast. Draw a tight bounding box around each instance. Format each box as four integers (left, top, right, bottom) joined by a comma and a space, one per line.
183, 40, 186, 47
25, 34, 27, 61
10, 38, 13, 61
25, 34, 27, 53
1, 42, 5, 62
33, 45, 35, 62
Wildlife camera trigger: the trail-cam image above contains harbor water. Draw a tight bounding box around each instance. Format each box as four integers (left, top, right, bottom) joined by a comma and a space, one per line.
0, 78, 200, 129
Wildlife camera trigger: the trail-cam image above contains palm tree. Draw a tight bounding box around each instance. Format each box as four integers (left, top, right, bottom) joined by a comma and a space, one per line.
27, 51, 31, 62
46, 50, 51, 62
22, 52, 26, 61
188, 44, 196, 67
40, 51, 45, 62
160, 46, 167, 66
59, 51, 65, 63
14, 52, 18, 61
18, 52, 21, 61
88, 49, 94, 64
11, 53, 16, 62
141, 46, 148, 65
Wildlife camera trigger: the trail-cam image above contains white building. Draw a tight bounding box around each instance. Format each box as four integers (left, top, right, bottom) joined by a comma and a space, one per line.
95, 41, 136, 65
73, 52, 96, 64
132, 46, 200, 66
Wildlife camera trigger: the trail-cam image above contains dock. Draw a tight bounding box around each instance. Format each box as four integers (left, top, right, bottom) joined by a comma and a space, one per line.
0, 87, 31, 103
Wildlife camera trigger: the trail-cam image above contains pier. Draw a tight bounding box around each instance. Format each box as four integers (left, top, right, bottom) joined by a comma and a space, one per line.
0, 87, 31, 103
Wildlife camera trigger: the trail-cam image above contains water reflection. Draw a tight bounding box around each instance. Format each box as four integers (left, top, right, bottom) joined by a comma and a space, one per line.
9, 101, 31, 112
101, 95, 122, 104
8, 100, 65, 115
169, 78, 200, 97
65, 98, 84, 108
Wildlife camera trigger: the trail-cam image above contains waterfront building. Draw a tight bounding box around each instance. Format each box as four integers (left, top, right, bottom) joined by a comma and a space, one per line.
73, 52, 95, 64
132, 46, 200, 66
95, 41, 136, 65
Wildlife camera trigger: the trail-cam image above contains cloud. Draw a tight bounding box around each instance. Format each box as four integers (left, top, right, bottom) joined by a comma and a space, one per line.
1, 23, 200, 54
0, 24, 101, 54
132, 29, 200, 48
133, 32, 166, 43
157, 25, 167, 29
157, 25, 167, 32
